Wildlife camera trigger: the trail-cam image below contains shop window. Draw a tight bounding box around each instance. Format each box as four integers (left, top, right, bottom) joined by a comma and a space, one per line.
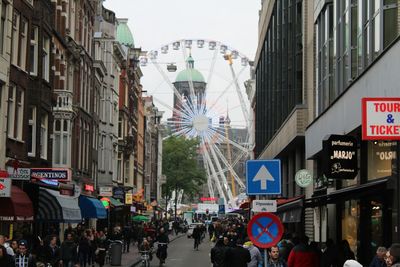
368, 141, 397, 180
370, 200, 383, 252
342, 199, 360, 257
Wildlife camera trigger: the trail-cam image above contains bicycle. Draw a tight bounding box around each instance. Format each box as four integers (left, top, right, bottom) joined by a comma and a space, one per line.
139, 250, 152, 267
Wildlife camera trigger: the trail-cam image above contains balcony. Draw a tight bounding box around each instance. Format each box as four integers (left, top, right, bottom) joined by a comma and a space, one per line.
53, 90, 75, 119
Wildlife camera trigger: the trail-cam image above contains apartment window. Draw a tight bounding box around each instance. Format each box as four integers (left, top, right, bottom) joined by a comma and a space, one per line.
42, 36, 50, 81
118, 118, 123, 139
0, 1, 7, 54
19, 18, 27, 70
7, 85, 24, 140
100, 134, 105, 170
11, 11, 20, 65
27, 106, 36, 156
29, 26, 38, 75
117, 152, 122, 182
53, 119, 70, 165
40, 113, 48, 159
383, 0, 398, 48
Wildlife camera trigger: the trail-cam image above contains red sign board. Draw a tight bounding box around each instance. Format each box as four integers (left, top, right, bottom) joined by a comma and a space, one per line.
200, 197, 218, 202
362, 98, 400, 140
247, 212, 284, 249
84, 184, 94, 192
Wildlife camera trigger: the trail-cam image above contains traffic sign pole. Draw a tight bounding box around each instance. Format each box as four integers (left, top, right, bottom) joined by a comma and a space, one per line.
264, 249, 268, 267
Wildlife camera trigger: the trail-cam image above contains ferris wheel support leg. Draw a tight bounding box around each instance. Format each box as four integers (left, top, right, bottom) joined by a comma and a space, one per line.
211, 143, 246, 189
209, 128, 250, 155
207, 140, 234, 202
202, 141, 226, 203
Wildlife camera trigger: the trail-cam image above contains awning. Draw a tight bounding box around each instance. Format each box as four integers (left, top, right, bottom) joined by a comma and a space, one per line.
0, 186, 33, 221
109, 197, 124, 207
276, 196, 304, 223
79, 196, 107, 219
305, 178, 389, 207
37, 188, 82, 222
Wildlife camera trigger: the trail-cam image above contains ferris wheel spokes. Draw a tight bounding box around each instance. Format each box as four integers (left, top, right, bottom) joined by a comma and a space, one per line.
228, 63, 250, 129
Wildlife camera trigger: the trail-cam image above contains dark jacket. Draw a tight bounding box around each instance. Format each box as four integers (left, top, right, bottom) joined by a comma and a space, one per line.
369, 255, 386, 267
44, 244, 61, 266
211, 242, 227, 267
225, 245, 251, 267
287, 243, 319, 267
0, 246, 13, 267
192, 227, 202, 239
60, 239, 77, 262
267, 258, 288, 267
14, 252, 36, 267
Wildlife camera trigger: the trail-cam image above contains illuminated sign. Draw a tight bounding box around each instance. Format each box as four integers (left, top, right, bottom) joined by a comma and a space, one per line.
31, 168, 70, 181
200, 197, 218, 202
84, 184, 94, 192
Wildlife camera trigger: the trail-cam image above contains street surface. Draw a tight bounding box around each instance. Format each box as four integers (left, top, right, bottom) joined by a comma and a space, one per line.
147, 236, 212, 267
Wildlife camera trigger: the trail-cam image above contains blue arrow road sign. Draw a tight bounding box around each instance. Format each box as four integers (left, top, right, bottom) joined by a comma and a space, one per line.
246, 160, 281, 195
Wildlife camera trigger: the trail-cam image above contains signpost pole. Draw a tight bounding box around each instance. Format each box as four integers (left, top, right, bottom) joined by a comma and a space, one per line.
264, 249, 268, 267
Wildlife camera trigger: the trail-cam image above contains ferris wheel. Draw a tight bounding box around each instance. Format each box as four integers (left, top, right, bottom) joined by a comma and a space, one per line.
139, 39, 254, 207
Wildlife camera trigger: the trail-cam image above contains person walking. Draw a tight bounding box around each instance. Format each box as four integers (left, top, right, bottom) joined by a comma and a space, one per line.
244, 240, 262, 267
123, 225, 132, 253
192, 225, 202, 250
287, 236, 319, 267
78, 231, 91, 267
211, 236, 228, 267
95, 231, 107, 267
60, 233, 78, 267
369, 247, 387, 267
14, 240, 36, 267
0, 245, 13, 267
43, 236, 61, 267
224, 239, 251, 267
266, 246, 287, 267
321, 239, 338, 267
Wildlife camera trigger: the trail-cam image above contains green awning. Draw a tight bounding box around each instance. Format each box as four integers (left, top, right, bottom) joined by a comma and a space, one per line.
109, 197, 124, 207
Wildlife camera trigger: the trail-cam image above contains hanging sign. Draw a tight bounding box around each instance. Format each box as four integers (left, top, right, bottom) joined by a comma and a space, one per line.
125, 193, 133, 205
31, 168, 70, 181
0, 178, 11, 197
99, 186, 113, 196
295, 169, 313, 188
362, 98, 400, 140
252, 200, 277, 213
7, 167, 31, 181
322, 135, 358, 179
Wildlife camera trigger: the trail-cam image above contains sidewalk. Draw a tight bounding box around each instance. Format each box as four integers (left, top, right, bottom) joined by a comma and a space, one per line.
104, 232, 185, 267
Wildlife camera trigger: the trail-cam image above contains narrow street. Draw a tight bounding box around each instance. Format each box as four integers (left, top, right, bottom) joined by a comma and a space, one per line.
147, 236, 212, 267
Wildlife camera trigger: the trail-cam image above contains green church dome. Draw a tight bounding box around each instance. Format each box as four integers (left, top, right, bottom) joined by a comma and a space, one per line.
116, 18, 134, 47
175, 55, 205, 83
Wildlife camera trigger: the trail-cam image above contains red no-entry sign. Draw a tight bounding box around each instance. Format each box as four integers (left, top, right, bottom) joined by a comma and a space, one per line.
247, 212, 284, 249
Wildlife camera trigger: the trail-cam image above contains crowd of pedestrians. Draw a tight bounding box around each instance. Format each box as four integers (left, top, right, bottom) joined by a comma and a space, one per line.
0, 217, 174, 267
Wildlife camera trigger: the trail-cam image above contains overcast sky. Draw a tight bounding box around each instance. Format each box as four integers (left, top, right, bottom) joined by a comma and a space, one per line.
104, 0, 261, 125
103, 0, 261, 58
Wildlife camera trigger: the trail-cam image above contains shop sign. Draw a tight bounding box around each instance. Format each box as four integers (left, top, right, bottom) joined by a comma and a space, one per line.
0, 178, 11, 197
295, 169, 313, 188
7, 167, 31, 181
99, 186, 113, 196
31, 168, 70, 181
130, 206, 136, 212
322, 135, 358, 179
362, 98, 400, 140
252, 200, 277, 212
84, 184, 94, 192
125, 193, 133, 204
200, 197, 218, 202
113, 187, 125, 201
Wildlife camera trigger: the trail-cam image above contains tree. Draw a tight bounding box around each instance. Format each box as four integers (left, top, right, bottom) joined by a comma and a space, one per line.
162, 135, 206, 218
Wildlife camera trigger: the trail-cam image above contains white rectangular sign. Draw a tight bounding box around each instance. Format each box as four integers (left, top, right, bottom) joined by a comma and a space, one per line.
362, 98, 400, 140
0, 178, 12, 197
252, 200, 277, 212
7, 167, 31, 181
99, 186, 113, 196
197, 203, 219, 213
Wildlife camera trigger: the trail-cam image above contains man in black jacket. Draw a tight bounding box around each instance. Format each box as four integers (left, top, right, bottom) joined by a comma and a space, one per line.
44, 236, 61, 267
211, 236, 227, 267
225, 239, 251, 267
60, 233, 78, 267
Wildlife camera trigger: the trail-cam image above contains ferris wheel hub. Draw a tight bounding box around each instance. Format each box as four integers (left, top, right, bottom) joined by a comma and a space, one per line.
192, 115, 209, 132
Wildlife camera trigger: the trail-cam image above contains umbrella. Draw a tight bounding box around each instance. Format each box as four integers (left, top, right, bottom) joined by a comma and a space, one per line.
132, 215, 149, 222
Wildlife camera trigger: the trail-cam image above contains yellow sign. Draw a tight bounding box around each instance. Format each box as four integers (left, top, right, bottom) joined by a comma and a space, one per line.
125, 193, 133, 204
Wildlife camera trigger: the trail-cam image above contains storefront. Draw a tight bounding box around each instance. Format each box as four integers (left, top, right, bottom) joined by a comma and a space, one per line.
0, 186, 34, 239
306, 134, 398, 265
